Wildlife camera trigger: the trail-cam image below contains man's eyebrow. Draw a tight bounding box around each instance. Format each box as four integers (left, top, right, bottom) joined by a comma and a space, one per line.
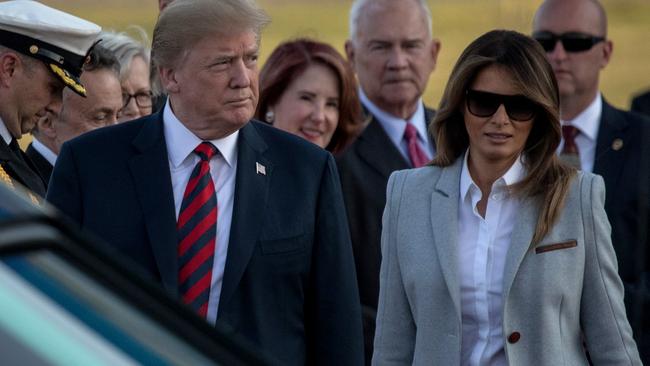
367, 39, 391, 44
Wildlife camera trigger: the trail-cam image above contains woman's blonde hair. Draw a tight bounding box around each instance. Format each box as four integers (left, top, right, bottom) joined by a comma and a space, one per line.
431, 29, 576, 244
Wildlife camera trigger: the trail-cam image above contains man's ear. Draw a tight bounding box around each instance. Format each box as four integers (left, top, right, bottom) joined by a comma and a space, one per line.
344, 40, 356, 66
429, 38, 441, 72
0, 52, 20, 88
600, 39, 613, 70
39, 112, 57, 139
158, 65, 179, 93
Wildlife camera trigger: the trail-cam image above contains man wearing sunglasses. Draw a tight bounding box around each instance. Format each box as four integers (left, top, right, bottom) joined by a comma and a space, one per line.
534, 0, 650, 361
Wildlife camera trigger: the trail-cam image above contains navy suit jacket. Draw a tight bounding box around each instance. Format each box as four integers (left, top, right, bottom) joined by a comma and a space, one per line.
594, 100, 650, 362
631, 90, 650, 116
46, 112, 364, 365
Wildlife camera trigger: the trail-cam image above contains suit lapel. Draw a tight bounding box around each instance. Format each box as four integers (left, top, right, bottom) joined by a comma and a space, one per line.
218, 122, 271, 314
356, 105, 436, 176
430, 158, 462, 319
356, 117, 410, 178
593, 100, 627, 196
128, 113, 179, 292
502, 196, 538, 300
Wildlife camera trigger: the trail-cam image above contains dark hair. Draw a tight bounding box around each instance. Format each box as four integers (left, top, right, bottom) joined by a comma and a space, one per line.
256, 38, 363, 154
431, 29, 575, 244
84, 44, 120, 75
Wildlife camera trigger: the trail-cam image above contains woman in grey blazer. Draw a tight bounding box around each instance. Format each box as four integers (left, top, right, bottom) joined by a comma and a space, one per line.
373, 30, 641, 365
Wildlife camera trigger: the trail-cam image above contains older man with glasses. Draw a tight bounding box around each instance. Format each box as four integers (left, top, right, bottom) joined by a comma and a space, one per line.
533, 0, 650, 361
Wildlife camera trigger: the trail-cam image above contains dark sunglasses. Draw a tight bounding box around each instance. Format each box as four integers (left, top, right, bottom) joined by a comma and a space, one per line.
466, 90, 537, 122
532, 31, 605, 53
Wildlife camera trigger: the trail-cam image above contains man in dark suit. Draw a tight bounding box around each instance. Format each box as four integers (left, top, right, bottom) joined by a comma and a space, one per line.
47, 0, 363, 365
0, 1, 100, 197
27, 45, 122, 188
631, 90, 650, 116
533, 0, 650, 362
337, 0, 441, 361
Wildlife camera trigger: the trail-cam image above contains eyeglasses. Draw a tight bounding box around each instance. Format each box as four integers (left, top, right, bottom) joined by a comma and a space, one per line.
532, 31, 605, 53
465, 90, 537, 122
122, 90, 153, 109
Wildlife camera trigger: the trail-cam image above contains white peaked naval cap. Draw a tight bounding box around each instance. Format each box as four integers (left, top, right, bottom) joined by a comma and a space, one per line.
0, 0, 102, 96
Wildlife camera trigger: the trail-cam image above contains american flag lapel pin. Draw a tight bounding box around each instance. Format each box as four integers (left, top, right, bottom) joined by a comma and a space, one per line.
256, 162, 266, 175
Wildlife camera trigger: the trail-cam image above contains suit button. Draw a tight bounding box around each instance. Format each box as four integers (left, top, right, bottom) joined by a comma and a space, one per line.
508, 332, 521, 344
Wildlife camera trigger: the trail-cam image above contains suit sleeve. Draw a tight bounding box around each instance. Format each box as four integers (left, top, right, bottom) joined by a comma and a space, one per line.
581, 174, 642, 364
373, 171, 415, 365
46, 142, 83, 225
308, 153, 364, 365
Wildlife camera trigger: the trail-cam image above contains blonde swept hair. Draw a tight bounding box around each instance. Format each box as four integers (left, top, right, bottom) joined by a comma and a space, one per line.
151, 0, 269, 70
431, 29, 576, 244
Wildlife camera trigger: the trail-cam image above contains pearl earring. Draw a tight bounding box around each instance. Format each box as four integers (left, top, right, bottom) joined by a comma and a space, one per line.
265, 110, 275, 123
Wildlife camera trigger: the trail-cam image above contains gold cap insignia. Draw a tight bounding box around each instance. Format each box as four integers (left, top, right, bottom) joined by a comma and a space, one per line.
49, 64, 86, 96
29, 45, 38, 54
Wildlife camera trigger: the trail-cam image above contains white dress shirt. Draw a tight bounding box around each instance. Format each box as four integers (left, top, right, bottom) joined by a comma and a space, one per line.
558, 94, 602, 173
163, 101, 238, 324
31, 138, 58, 166
358, 88, 435, 161
458, 151, 525, 366
0, 118, 12, 145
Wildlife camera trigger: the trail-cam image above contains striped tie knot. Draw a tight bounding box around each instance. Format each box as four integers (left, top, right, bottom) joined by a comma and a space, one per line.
195, 142, 218, 162
404, 122, 418, 140
404, 122, 429, 168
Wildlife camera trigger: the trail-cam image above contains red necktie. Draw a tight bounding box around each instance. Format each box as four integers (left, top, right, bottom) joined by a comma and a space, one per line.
404, 123, 429, 168
561, 125, 581, 169
177, 142, 218, 317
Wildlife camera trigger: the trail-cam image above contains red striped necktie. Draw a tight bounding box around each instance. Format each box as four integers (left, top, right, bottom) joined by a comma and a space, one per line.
560, 125, 581, 169
404, 123, 429, 168
177, 142, 218, 317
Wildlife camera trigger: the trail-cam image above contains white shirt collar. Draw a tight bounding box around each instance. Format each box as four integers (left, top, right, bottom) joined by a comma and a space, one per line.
0, 117, 12, 145
31, 137, 58, 166
359, 87, 428, 143
163, 99, 239, 168
460, 149, 527, 200
561, 93, 602, 142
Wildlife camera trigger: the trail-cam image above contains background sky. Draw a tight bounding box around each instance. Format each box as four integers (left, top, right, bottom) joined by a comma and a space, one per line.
40, 0, 650, 110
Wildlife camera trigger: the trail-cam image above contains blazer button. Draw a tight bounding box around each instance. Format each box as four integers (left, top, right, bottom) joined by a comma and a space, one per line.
508, 332, 521, 344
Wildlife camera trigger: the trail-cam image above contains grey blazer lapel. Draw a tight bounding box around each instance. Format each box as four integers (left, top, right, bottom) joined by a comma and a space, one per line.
502, 196, 538, 300
430, 158, 463, 318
